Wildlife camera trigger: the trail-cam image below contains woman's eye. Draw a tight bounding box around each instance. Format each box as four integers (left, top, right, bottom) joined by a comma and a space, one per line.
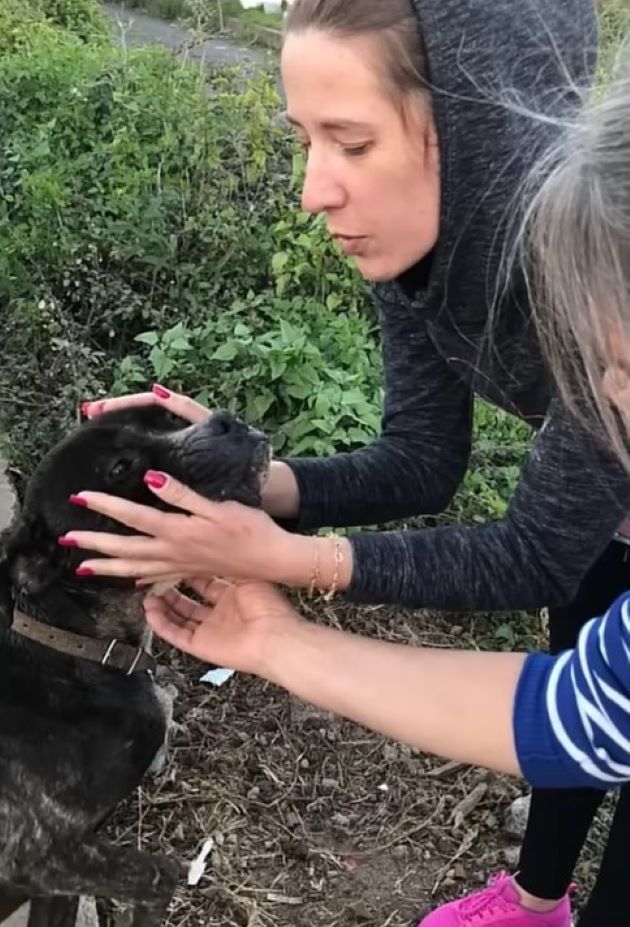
343, 143, 371, 157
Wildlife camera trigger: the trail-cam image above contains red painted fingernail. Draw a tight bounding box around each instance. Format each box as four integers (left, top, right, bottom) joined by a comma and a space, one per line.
75, 566, 94, 577
80, 401, 92, 418
152, 384, 171, 400
144, 470, 168, 490
58, 536, 78, 547
69, 494, 88, 507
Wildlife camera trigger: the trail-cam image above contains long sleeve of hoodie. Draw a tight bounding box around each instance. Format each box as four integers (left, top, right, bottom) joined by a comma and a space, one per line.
346, 397, 630, 611
286, 295, 474, 528
287, 299, 630, 612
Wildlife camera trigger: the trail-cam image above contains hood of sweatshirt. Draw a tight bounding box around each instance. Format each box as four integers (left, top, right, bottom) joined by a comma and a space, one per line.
377, 0, 598, 421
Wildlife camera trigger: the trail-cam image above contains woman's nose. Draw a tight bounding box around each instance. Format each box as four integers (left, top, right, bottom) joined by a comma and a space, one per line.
301, 155, 346, 214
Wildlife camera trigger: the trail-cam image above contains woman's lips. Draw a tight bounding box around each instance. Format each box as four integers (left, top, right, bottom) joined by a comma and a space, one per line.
334, 235, 367, 256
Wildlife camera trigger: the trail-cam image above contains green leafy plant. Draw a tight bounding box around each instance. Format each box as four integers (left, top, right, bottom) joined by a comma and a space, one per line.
113, 288, 382, 456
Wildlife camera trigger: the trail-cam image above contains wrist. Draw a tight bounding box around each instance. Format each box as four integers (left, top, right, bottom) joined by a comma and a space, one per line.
261, 461, 300, 519
276, 533, 354, 593
260, 613, 319, 686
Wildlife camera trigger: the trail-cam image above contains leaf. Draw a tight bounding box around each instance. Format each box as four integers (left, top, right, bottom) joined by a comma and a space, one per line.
135, 331, 159, 347
246, 391, 274, 421
271, 251, 289, 275
279, 318, 303, 345
284, 381, 311, 401
233, 322, 251, 340
212, 342, 239, 361
168, 337, 192, 351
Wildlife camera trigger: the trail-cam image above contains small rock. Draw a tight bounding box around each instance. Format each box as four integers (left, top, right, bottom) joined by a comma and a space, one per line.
247, 785, 261, 800
393, 845, 407, 859
505, 794, 531, 839
321, 777, 338, 790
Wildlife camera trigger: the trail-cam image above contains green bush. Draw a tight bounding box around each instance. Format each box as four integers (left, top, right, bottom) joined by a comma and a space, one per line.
0, 0, 107, 52
113, 289, 381, 457
5, 0, 623, 527
0, 26, 377, 473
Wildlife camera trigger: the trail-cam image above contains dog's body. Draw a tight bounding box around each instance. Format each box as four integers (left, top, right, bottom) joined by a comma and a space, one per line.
0, 406, 269, 927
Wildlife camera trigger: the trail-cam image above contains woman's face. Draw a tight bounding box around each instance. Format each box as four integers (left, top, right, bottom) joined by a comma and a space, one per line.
281, 29, 440, 282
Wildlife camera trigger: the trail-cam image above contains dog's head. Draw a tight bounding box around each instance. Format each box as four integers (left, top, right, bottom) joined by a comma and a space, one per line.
2, 406, 270, 605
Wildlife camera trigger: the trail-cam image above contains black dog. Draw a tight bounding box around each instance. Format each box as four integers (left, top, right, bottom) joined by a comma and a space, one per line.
0, 406, 269, 927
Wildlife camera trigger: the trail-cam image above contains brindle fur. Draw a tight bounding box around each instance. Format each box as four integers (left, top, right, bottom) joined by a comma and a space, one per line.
0, 407, 268, 927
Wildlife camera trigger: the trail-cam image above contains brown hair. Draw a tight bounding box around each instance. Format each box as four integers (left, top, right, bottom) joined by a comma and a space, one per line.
284, 0, 428, 103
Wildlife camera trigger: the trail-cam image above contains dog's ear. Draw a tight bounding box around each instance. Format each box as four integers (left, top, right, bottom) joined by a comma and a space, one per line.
1, 513, 61, 600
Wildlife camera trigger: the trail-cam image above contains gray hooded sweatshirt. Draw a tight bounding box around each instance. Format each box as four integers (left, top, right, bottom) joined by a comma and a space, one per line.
286, 0, 630, 612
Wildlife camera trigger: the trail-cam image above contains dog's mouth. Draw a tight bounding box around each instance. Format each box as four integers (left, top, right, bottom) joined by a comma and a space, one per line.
168, 415, 272, 507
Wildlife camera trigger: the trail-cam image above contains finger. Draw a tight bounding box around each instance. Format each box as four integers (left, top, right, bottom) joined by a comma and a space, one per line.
62, 531, 170, 559
83, 393, 156, 418
185, 576, 234, 606
136, 573, 183, 590
144, 601, 197, 651
69, 491, 185, 537
143, 595, 195, 630
155, 587, 208, 623
150, 387, 212, 424
76, 557, 179, 579
86, 387, 211, 424
142, 472, 226, 520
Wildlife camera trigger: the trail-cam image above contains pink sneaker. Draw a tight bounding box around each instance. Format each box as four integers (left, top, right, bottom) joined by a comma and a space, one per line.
417, 873, 573, 926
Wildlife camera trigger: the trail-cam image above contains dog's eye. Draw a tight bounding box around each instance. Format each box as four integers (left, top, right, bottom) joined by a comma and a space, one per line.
108, 458, 134, 484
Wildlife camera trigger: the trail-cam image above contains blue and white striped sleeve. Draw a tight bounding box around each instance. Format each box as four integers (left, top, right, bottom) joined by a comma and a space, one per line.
514, 591, 630, 789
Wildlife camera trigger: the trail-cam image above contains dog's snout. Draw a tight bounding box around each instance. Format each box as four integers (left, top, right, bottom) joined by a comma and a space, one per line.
207, 411, 247, 437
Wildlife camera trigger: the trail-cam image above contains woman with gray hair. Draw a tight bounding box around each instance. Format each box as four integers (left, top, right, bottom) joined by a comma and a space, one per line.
68, 1, 628, 925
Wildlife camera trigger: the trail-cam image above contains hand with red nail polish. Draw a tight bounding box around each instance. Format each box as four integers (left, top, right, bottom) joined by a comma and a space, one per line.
59, 472, 336, 590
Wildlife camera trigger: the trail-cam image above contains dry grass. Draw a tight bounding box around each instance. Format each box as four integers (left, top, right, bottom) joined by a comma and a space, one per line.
103, 598, 612, 925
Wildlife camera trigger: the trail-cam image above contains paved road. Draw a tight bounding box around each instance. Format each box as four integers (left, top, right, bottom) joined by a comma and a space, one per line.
101, 1, 271, 71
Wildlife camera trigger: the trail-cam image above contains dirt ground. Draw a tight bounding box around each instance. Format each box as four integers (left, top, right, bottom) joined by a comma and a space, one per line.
105, 596, 613, 927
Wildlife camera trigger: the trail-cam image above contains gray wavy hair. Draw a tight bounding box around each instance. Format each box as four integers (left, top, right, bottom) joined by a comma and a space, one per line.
522, 51, 630, 467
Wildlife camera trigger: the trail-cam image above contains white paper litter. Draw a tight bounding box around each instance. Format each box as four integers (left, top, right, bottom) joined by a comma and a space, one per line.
199, 666, 236, 686
187, 837, 215, 886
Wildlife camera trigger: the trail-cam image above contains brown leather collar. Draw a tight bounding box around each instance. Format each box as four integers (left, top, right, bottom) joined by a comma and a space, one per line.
12, 609, 156, 676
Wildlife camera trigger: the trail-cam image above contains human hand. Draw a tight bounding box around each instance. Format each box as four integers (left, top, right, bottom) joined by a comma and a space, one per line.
81, 384, 211, 424
80, 384, 301, 520
63, 470, 318, 588
144, 578, 300, 676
